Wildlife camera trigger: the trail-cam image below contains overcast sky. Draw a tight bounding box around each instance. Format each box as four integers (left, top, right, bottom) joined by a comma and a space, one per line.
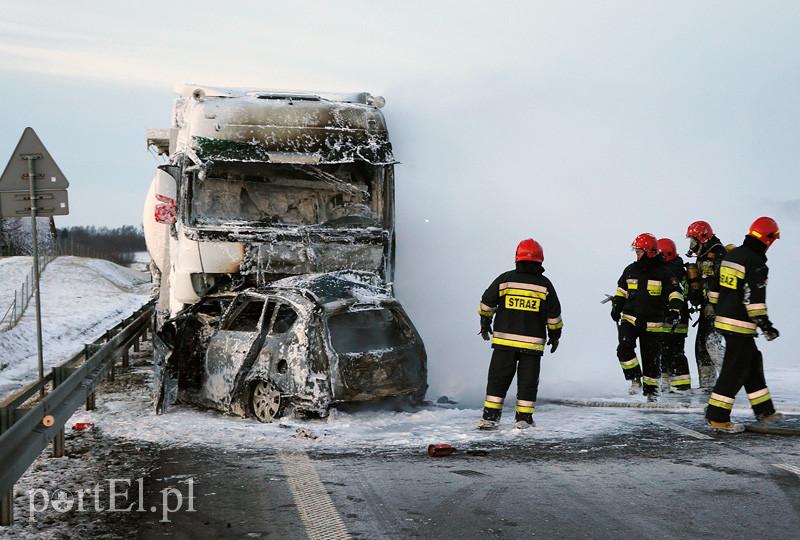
1, 1, 798, 402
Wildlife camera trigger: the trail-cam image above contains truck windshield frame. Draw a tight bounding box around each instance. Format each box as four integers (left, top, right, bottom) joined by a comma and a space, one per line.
186, 161, 388, 229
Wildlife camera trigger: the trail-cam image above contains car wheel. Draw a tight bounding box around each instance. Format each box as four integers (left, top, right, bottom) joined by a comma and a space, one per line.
250, 381, 282, 423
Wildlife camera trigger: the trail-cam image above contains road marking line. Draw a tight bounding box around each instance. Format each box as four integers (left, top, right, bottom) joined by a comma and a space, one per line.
773, 463, 800, 478
278, 450, 351, 540
648, 418, 714, 440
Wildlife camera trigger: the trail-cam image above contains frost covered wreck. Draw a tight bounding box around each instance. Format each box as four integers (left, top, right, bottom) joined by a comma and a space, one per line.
144, 85, 426, 420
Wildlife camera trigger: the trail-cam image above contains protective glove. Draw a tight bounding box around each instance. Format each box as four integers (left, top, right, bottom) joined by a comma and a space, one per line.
610, 303, 621, 323
665, 309, 681, 331
703, 303, 715, 320
547, 336, 559, 353
757, 318, 780, 341
479, 316, 493, 341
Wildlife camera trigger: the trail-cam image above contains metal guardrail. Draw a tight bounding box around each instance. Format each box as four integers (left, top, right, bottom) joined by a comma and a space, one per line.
0, 300, 154, 525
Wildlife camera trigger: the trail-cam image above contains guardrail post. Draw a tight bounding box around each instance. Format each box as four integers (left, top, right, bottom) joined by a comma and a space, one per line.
1, 406, 13, 525
133, 333, 140, 352
0, 489, 11, 526
122, 347, 129, 369
86, 392, 96, 411
51, 367, 65, 458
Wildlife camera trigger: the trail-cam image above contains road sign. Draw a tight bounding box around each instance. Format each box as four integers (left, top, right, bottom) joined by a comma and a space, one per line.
0, 127, 69, 193
0, 127, 70, 394
0, 189, 69, 217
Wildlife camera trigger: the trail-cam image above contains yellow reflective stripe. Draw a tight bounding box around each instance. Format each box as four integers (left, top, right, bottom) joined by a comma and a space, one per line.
708, 291, 720, 299
478, 309, 494, 317
715, 321, 757, 335
710, 392, 735, 404
491, 337, 545, 351
483, 400, 503, 410
749, 393, 772, 406
499, 282, 549, 294
620, 357, 639, 369
747, 388, 769, 400
746, 303, 768, 317
493, 331, 545, 344
628, 283, 639, 290
671, 376, 691, 386
621, 314, 636, 325
669, 292, 684, 302
642, 376, 660, 387
708, 295, 718, 304
499, 288, 547, 300
646, 322, 664, 333
547, 320, 564, 330
479, 302, 497, 313
615, 287, 628, 298
708, 398, 734, 410
720, 260, 746, 278
515, 406, 535, 414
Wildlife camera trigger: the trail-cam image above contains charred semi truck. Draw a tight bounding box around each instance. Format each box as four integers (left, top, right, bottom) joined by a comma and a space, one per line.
144, 85, 426, 420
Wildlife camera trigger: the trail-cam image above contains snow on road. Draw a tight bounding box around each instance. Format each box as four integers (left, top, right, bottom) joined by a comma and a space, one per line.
0, 256, 151, 399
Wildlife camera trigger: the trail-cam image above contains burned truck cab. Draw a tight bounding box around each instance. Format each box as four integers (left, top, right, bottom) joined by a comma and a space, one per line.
144, 85, 396, 317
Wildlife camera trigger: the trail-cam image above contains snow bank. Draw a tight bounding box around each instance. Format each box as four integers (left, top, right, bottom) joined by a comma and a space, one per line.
0, 256, 151, 399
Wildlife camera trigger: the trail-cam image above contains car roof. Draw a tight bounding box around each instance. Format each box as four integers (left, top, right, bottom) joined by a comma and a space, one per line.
263, 271, 392, 308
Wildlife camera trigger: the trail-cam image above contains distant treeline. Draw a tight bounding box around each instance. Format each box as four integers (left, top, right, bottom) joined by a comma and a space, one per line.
56, 225, 146, 266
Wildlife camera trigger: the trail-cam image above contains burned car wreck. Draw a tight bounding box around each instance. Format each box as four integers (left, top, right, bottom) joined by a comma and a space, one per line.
155, 271, 427, 421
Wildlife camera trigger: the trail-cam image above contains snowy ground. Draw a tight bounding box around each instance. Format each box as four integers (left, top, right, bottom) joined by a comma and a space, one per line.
0, 256, 151, 399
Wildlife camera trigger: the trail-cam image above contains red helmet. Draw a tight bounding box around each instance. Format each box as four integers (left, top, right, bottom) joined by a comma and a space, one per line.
686, 220, 714, 243
657, 238, 677, 262
515, 238, 544, 262
632, 233, 658, 258
747, 216, 780, 247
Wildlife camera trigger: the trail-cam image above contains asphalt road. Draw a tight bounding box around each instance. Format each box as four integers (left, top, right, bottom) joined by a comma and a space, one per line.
130, 409, 800, 540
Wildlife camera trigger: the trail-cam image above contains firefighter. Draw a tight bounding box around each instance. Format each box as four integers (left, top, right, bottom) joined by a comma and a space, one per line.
656, 237, 691, 393
685, 220, 727, 388
610, 233, 684, 401
705, 217, 783, 433
477, 238, 563, 430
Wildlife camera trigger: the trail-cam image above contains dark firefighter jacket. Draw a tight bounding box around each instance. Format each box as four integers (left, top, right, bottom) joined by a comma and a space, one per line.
612, 254, 684, 332
709, 236, 770, 336
478, 261, 563, 355
688, 235, 726, 307
665, 256, 690, 334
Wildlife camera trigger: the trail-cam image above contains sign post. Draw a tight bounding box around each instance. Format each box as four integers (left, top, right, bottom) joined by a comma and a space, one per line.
0, 128, 70, 390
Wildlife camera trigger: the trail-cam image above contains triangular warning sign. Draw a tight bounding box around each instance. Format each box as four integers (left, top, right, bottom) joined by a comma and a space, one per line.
0, 127, 70, 192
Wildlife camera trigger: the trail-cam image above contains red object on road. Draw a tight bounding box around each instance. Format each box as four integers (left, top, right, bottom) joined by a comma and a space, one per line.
72, 422, 95, 431
428, 443, 456, 457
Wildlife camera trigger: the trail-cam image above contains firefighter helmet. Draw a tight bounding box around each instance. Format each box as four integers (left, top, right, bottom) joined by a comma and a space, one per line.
686, 220, 714, 243
515, 238, 544, 262
632, 233, 659, 258
747, 217, 780, 247
657, 238, 677, 262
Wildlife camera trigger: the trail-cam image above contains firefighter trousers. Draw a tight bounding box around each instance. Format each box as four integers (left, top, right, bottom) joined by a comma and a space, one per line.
483, 348, 541, 420
659, 333, 691, 389
616, 321, 660, 394
706, 334, 775, 423
695, 314, 725, 388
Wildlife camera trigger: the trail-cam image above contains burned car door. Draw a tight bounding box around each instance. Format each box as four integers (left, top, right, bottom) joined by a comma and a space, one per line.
247, 303, 302, 393
201, 295, 268, 409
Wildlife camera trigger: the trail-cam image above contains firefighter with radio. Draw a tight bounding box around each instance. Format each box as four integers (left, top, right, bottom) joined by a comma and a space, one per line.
685, 220, 727, 388
610, 233, 684, 401
705, 217, 783, 433
477, 238, 563, 430
656, 238, 691, 393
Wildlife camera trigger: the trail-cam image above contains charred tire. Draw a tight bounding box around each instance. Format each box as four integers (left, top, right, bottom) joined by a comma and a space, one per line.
250, 381, 283, 423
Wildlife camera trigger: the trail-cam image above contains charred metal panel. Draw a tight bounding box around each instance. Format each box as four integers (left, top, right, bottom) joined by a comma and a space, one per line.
242, 241, 386, 279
